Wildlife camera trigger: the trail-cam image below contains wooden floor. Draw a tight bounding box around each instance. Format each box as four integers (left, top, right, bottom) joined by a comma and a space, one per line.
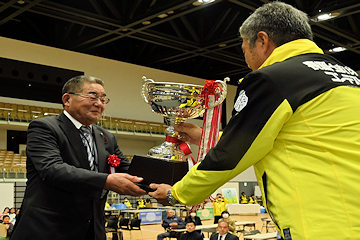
106, 213, 275, 240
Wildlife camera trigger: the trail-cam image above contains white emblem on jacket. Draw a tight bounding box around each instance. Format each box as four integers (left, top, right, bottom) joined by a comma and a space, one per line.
234, 90, 248, 112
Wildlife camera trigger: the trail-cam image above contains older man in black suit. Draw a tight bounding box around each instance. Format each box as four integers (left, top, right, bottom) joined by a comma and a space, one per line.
210, 221, 239, 240
11, 76, 146, 240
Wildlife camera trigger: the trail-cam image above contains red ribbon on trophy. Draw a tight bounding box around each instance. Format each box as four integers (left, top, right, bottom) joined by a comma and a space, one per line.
165, 136, 195, 164
186, 80, 224, 211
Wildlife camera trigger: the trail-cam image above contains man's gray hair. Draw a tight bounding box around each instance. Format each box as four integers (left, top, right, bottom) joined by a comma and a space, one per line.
239, 1, 313, 47
62, 75, 104, 95
167, 209, 175, 214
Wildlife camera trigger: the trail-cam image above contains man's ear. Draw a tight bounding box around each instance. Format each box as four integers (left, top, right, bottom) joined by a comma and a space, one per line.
62, 93, 70, 107
257, 31, 276, 55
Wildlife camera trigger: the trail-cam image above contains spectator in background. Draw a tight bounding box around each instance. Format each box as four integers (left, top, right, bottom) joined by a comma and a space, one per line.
2, 215, 14, 238
185, 211, 202, 234
210, 221, 238, 240
212, 193, 228, 224
218, 211, 235, 234
8, 208, 16, 225
181, 220, 203, 240
240, 192, 248, 204
0, 207, 9, 222
123, 197, 132, 208
158, 209, 185, 240
137, 196, 145, 209
248, 194, 257, 204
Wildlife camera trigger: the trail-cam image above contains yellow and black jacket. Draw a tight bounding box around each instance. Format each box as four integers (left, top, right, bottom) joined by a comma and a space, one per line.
212, 198, 228, 216
240, 194, 248, 204
172, 39, 360, 239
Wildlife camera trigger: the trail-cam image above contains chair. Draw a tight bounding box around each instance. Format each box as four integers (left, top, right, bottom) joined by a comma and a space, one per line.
119, 218, 130, 230
105, 216, 122, 240
261, 218, 276, 233
129, 218, 143, 240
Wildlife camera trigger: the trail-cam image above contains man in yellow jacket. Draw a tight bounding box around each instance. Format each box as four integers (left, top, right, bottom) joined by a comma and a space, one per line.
149, 2, 360, 240
212, 193, 228, 223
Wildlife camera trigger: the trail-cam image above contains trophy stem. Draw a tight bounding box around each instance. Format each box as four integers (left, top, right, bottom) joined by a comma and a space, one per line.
147, 117, 187, 162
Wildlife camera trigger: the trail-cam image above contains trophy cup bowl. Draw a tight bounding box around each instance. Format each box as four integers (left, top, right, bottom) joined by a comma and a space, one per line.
140, 76, 228, 162
128, 76, 228, 192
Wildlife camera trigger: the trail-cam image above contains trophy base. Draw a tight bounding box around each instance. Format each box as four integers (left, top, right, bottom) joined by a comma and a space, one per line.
147, 141, 186, 162
127, 155, 188, 192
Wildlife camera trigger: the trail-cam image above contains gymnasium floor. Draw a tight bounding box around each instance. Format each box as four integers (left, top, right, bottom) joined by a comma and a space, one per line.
106, 213, 274, 240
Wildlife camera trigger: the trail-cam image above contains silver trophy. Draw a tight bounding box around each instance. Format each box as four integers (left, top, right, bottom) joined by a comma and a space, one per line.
141, 76, 228, 162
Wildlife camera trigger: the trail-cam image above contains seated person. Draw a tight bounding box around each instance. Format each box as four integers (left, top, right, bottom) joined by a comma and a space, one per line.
145, 198, 151, 204
185, 211, 202, 234
181, 220, 203, 240
240, 192, 248, 204
0, 207, 9, 222
210, 221, 239, 240
137, 196, 146, 209
123, 197, 132, 208
157, 209, 185, 240
1, 215, 14, 238
218, 211, 236, 234
248, 195, 258, 204
8, 208, 16, 225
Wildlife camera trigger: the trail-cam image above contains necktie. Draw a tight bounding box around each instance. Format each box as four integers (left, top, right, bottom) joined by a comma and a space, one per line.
80, 126, 97, 172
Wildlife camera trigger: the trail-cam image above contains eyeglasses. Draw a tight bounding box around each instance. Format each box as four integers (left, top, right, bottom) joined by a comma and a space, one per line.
69, 92, 110, 104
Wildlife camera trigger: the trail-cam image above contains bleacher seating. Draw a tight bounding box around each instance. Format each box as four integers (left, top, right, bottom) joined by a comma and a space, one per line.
0, 150, 27, 178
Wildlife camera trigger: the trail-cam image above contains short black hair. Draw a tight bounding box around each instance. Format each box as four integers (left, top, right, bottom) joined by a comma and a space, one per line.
186, 220, 196, 226
221, 210, 230, 215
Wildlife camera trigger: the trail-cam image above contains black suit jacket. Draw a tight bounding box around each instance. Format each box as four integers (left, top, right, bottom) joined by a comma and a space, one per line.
11, 113, 130, 240
210, 233, 239, 240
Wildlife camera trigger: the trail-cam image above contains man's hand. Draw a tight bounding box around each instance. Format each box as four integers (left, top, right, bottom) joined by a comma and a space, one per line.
148, 183, 172, 205
104, 173, 146, 196
174, 123, 202, 146
169, 222, 178, 227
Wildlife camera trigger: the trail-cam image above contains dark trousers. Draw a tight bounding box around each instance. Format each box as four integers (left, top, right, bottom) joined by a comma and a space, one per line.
157, 231, 182, 240
214, 216, 222, 224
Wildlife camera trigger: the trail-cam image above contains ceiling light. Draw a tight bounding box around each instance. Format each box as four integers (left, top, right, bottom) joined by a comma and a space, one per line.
17, 0, 25, 4
142, 21, 151, 25
328, 46, 346, 53
310, 11, 340, 22
158, 13, 168, 18
218, 43, 226, 47
192, 1, 202, 6
193, 0, 215, 6
167, 11, 174, 14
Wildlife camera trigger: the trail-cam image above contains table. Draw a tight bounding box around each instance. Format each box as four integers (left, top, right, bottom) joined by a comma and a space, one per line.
227, 204, 261, 215
235, 221, 257, 228
261, 218, 274, 233
243, 232, 277, 239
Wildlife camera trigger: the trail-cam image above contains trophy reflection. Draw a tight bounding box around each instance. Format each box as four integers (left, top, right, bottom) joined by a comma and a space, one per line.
141, 76, 228, 162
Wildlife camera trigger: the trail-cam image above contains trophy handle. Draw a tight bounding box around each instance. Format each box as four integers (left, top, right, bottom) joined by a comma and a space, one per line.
213, 77, 230, 107
141, 76, 154, 104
